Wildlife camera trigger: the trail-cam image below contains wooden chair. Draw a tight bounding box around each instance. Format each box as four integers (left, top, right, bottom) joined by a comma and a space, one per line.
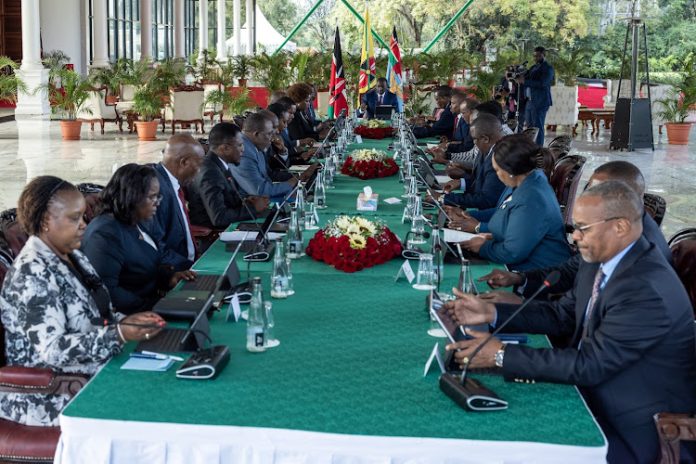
536, 147, 555, 180
0, 208, 27, 259
77, 87, 122, 134
522, 127, 539, 143
0, 317, 88, 463
162, 85, 205, 134
76, 183, 105, 224
547, 135, 573, 152
549, 155, 587, 229
643, 193, 667, 227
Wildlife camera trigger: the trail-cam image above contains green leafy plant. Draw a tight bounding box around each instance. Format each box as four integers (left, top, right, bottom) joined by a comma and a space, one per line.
552, 48, 590, 86
43, 68, 92, 120
42, 50, 71, 85
151, 59, 187, 93
231, 55, 253, 82
0, 56, 27, 104
404, 86, 432, 117
132, 84, 165, 121
467, 68, 500, 101
252, 51, 293, 92
203, 87, 254, 118
657, 54, 696, 123
88, 65, 121, 98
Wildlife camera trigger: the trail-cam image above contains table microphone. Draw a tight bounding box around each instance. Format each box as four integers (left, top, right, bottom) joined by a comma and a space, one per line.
439, 270, 561, 411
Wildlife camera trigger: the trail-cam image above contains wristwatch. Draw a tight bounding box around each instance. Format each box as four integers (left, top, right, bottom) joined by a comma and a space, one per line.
494, 344, 506, 368
474, 223, 481, 233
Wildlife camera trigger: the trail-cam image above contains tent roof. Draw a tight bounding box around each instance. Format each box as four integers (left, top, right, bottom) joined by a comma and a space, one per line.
227, 5, 296, 54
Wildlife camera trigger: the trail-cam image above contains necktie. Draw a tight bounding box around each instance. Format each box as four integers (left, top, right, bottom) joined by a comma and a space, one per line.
177, 187, 197, 257
582, 269, 605, 339
453, 115, 460, 135
379, 94, 383, 105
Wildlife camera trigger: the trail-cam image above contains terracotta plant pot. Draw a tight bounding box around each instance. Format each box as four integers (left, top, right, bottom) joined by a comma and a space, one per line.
238, 78, 248, 88
60, 120, 82, 140
134, 120, 159, 141
664, 122, 693, 145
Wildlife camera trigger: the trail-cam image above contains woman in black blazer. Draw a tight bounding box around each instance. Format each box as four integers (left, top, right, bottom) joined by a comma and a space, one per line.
82, 164, 196, 314
286, 83, 320, 141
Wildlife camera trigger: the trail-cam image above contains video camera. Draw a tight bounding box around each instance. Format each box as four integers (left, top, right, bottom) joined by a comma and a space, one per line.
505, 61, 528, 80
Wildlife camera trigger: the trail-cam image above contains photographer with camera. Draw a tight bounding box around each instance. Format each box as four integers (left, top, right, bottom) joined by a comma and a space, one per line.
516, 46, 554, 146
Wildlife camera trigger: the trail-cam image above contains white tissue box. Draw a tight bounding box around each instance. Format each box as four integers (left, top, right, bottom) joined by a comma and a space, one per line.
357, 193, 379, 211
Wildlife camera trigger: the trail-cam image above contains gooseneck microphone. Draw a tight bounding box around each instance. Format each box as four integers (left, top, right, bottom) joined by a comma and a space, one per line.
439, 270, 561, 411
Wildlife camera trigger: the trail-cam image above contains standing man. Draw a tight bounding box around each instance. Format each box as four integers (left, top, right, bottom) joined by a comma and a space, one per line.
517, 46, 554, 145
146, 134, 205, 271
445, 181, 696, 463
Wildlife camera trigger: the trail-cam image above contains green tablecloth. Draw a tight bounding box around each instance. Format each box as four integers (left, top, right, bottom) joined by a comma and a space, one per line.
62, 137, 605, 449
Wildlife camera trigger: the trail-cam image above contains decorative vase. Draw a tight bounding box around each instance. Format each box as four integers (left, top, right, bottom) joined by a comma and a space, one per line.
664, 122, 693, 145
60, 120, 82, 140
134, 120, 159, 141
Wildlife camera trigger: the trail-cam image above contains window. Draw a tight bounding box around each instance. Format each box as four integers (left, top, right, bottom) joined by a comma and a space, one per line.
152, 0, 174, 60
184, 0, 197, 59
185, 0, 235, 61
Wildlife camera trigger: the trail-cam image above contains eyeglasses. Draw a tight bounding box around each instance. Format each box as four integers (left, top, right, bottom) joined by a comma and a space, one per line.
570, 217, 622, 237
146, 194, 163, 205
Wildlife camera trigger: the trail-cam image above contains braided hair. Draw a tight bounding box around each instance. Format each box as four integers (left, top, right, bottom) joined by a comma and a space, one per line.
17, 176, 77, 235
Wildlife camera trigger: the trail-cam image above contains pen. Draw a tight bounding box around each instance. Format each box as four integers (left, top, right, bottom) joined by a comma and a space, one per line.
134, 351, 184, 362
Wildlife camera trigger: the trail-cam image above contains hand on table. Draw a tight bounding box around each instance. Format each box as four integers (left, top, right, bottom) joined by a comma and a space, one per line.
448, 217, 480, 233
460, 233, 492, 254
443, 179, 461, 193
479, 269, 524, 288
443, 288, 496, 326
445, 328, 502, 369
443, 205, 470, 221
119, 311, 166, 342
169, 269, 197, 289
478, 290, 523, 305
299, 164, 319, 182
446, 163, 468, 179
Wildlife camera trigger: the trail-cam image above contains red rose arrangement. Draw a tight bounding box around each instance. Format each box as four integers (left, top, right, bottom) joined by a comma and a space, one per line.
341, 149, 399, 180
306, 216, 403, 273
354, 125, 395, 139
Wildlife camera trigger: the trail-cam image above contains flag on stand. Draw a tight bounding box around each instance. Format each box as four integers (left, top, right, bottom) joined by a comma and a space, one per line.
358, 8, 377, 104
328, 27, 348, 119
385, 26, 404, 112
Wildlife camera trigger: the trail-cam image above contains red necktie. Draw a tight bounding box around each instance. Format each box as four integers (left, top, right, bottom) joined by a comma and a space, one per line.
177, 187, 198, 257
453, 115, 460, 134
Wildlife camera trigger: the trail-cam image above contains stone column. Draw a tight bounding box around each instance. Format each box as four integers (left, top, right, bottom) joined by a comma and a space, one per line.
91, 0, 110, 68
173, 0, 185, 59
215, 0, 227, 61
140, 0, 152, 60
233, 0, 240, 56
15, 0, 50, 118
197, 0, 208, 63
245, 0, 253, 55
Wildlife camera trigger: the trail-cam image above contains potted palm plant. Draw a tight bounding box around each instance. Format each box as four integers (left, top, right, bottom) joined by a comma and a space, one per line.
44, 68, 92, 140
89, 65, 121, 104
231, 55, 253, 87
0, 56, 27, 105
657, 56, 696, 145
132, 83, 164, 141
252, 51, 292, 93
202, 86, 254, 122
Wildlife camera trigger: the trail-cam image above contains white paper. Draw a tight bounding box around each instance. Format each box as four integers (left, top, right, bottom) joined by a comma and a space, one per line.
355, 135, 363, 144
435, 175, 452, 185
423, 342, 446, 376
121, 357, 174, 372
443, 228, 477, 243
288, 165, 308, 173
225, 294, 241, 322
383, 197, 402, 204
426, 143, 439, 150
219, 231, 285, 242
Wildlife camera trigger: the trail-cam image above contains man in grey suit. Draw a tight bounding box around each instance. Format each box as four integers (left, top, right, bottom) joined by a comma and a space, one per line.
445, 181, 696, 463
231, 112, 297, 203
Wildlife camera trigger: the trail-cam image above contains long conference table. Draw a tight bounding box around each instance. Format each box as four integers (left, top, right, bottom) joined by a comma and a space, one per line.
55, 137, 607, 463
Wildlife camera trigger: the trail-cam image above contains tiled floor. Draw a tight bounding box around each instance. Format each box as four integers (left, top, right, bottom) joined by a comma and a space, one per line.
0, 117, 694, 238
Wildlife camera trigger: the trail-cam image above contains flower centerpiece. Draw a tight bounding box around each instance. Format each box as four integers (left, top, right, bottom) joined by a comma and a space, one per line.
306, 216, 402, 273
354, 119, 394, 139
341, 148, 399, 180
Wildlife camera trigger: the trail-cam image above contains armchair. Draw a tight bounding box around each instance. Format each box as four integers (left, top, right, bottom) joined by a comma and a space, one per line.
162, 86, 205, 134
77, 87, 122, 134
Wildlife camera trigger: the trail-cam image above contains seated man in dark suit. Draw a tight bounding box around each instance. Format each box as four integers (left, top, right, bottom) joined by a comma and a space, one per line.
441, 113, 506, 210
412, 85, 455, 138
144, 134, 204, 271
445, 181, 696, 463
187, 122, 269, 229
445, 91, 474, 151
477, 160, 674, 304
360, 77, 398, 119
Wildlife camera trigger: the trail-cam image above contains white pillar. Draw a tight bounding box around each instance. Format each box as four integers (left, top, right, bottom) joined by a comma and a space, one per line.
91, 0, 109, 67
216, 0, 227, 61
15, 0, 50, 118
174, 0, 185, 59
140, 0, 152, 60
233, 0, 240, 56
245, 0, 253, 55
197, 0, 208, 63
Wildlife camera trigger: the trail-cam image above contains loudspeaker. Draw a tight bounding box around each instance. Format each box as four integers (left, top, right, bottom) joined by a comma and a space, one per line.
610, 98, 654, 150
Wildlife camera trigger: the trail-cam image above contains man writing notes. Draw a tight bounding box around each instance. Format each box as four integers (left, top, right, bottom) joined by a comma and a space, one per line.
444, 181, 696, 463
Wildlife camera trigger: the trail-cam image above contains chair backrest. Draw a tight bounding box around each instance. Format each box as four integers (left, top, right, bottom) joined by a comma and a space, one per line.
522, 127, 539, 142
0, 209, 27, 259
549, 155, 587, 226
669, 228, 696, 248
547, 135, 572, 152
76, 183, 105, 224
643, 193, 667, 227
169, 87, 205, 120
536, 148, 555, 180
670, 234, 696, 315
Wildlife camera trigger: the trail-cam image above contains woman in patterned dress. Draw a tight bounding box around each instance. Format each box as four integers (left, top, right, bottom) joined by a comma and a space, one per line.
0, 176, 164, 426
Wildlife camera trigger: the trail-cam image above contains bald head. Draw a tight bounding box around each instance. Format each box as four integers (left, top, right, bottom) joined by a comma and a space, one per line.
589, 161, 645, 196
162, 134, 205, 185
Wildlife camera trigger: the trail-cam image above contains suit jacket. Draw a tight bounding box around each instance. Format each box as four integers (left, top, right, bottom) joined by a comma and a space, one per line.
186, 152, 251, 229
525, 60, 554, 109
478, 169, 570, 271
142, 163, 193, 271
443, 146, 506, 210
231, 134, 292, 200
362, 89, 398, 119
413, 103, 455, 138
264, 145, 293, 182
447, 116, 474, 152
288, 111, 319, 141
82, 214, 171, 315
496, 236, 696, 462
522, 212, 673, 298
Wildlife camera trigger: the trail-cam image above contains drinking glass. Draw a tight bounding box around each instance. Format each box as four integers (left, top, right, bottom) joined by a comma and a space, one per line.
413, 253, 436, 290
264, 301, 280, 348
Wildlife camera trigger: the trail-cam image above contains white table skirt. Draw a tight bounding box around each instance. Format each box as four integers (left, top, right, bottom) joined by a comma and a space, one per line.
55, 414, 607, 464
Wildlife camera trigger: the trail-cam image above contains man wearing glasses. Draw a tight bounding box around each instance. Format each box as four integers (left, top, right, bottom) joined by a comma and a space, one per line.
444, 180, 696, 463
